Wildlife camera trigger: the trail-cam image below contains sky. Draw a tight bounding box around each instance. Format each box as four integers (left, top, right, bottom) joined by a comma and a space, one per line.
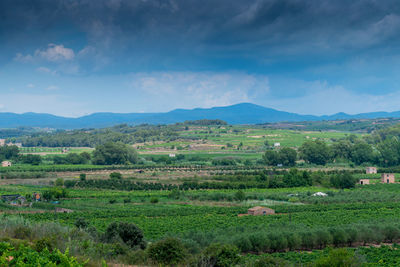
1, 0, 400, 117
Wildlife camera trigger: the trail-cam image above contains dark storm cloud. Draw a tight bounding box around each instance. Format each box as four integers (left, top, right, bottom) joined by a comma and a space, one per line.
2, 0, 400, 70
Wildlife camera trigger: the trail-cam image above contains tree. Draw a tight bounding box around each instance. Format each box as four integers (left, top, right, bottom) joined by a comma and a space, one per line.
263, 150, 280, 166
350, 142, 373, 165
199, 243, 241, 267
279, 147, 297, 167
147, 237, 187, 266
92, 142, 138, 165
332, 140, 352, 160
104, 222, 145, 249
21, 154, 42, 165
0, 145, 19, 160
330, 173, 357, 189
299, 140, 332, 165
377, 137, 400, 166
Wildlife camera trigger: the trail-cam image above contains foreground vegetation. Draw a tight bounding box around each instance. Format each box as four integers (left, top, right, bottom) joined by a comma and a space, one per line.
2, 119, 400, 265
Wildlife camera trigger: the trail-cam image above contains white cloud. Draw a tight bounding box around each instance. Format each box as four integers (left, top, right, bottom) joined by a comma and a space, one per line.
264, 80, 400, 115
130, 71, 270, 110
26, 83, 35, 88
46, 85, 59, 91
36, 67, 57, 75
15, 44, 75, 63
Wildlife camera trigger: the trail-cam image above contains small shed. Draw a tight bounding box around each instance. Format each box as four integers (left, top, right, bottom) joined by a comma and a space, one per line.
359, 179, 370, 185
1, 161, 11, 167
366, 167, 377, 174
274, 142, 281, 148
381, 173, 395, 184
55, 207, 73, 213
247, 206, 275, 216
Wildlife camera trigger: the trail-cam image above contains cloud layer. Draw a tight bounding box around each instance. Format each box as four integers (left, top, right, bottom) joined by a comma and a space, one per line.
1, 0, 400, 116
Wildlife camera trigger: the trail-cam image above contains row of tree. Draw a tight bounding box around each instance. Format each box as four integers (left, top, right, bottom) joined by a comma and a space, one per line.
264, 134, 400, 167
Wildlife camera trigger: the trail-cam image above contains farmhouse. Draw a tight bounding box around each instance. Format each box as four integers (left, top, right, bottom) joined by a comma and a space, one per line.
247, 206, 275, 216
359, 179, 370, 185
381, 173, 395, 184
366, 167, 377, 174
1, 161, 11, 167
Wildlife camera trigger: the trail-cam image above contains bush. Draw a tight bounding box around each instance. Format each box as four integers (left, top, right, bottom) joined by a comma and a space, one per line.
74, 217, 89, 229
199, 243, 241, 267
234, 190, 245, 202
104, 222, 145, 249
55, 178, 64, 187
313, 248, 362, 267
147, 237, 187, 266
13, 225, 32, 239
150, 197, 159, 204
34, 237, 55, 252
110, 172, 122, 180
79, 173, 86, 181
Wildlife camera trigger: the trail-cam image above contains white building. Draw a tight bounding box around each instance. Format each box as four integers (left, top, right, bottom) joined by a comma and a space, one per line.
274, 142, 281, 148
1, 161, 12, 167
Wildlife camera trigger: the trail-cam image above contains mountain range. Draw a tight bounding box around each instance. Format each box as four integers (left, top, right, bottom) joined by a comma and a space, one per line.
2, 103, 400, 129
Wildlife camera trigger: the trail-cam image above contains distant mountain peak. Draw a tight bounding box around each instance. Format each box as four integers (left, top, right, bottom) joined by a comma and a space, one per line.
0, 103, 399, 129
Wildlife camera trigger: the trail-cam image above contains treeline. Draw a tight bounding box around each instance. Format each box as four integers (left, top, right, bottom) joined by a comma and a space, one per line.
20, 124, 181, 147
181, 119, 227, 126
263, 126, 400, 167
181, 222, 400, 254
65, 169, 357, 190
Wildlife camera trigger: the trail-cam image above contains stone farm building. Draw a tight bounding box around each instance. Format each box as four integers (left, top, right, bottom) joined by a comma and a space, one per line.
359, 179, 370, 185
1, 161, 11, 167
381, 173, 395, 184
366, 167, 377, 174
248, 206, 275, 216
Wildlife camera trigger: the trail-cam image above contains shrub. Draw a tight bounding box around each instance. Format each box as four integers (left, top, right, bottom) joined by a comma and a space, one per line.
110, 172, 122, 180
74, 217, 89, 229
34, 237, 55, 252
150, 197, 159, 204
147, 237, 187, 266
234, 190, 245, 202
313, 248, 362, 267
79, 173, 86, 181
104, 222, 145, 249
55, 178, 64, 187
199, 243, 241, 267
13, 225, 32, 239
